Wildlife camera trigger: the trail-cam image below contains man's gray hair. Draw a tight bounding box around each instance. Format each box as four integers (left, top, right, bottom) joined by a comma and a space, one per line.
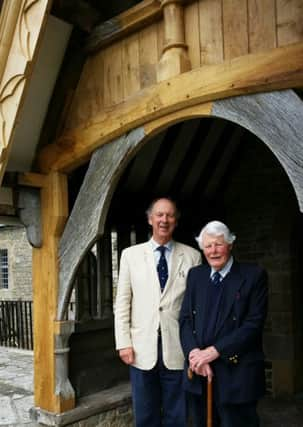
196, 220, 236, 249
146, 197, 180, 220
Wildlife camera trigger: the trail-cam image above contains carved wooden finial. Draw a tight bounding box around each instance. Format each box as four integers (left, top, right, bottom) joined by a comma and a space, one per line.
157, 0, 191, 81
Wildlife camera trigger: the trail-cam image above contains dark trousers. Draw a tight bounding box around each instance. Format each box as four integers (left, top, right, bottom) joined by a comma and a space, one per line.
188, 392, 260, 427
129, 339, 186, 427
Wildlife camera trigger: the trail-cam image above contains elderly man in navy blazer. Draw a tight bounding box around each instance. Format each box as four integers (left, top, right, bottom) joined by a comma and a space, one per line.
179, 220, 268, 427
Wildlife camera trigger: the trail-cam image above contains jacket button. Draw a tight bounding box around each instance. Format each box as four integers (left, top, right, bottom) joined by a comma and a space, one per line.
159, 307, 163, 311
192, 310, 196, 315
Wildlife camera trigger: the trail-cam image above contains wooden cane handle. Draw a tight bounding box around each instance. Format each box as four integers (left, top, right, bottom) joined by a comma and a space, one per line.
187, 367, 193, 380
207, 380, 213, 427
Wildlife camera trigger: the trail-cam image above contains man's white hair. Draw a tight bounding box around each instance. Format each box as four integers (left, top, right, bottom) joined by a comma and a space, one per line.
196, 220, 236, 250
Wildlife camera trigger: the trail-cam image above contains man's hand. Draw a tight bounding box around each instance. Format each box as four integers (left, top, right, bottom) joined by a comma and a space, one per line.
119, 347, 135, 365
194, 362, 214, 383
189, 348, 200, 359
189, 345, 220, 370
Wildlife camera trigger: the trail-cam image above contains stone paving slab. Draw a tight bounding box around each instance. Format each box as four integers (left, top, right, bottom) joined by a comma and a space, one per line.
0, 346, 35, 426
259, 395, 303, 427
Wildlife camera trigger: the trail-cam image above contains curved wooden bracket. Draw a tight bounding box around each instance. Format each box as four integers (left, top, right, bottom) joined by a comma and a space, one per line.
57, 127, 146, 320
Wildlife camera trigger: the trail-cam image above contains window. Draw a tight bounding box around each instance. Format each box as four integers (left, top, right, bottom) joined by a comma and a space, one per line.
0, 249, 8, 289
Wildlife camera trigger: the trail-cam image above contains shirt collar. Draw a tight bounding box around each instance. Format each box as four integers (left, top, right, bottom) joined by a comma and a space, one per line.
150, 238, 173, 252
211, 256, 234, 279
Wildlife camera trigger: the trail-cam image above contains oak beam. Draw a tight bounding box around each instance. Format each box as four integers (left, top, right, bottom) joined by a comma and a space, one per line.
86, 0, 162, 53
32, 172, 73, 413
86, 0, 196, 53
38, 42, 303, 174
18, 172, 48, 188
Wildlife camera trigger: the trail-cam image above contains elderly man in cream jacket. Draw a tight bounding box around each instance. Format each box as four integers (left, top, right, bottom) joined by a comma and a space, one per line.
115, 197, 201, 427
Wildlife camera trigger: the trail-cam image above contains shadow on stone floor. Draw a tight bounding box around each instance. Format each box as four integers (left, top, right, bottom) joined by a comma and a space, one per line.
259, 394, 303, 427
187, 395, 303, 427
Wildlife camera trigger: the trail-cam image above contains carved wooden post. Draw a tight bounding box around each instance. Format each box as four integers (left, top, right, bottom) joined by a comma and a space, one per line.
54, 320, 75, 409
157, 0, 191, 82
32, 172, 75, 413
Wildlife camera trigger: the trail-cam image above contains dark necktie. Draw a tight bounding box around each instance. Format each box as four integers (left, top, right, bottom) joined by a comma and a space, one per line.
157, 246, 168, 291
212, 271, 222, 285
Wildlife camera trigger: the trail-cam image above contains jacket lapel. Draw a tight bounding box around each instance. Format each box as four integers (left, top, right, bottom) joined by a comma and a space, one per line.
215, 262, 245, 336
161, 242, 183, 297
143, 243, 161, 293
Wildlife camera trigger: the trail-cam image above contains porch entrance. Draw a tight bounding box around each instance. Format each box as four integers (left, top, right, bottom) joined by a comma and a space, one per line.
67, 105, 303, 399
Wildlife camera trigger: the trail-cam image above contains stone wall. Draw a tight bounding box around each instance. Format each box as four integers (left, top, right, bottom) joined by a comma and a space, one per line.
0, 226, 32, 300
224, 132, 303, 395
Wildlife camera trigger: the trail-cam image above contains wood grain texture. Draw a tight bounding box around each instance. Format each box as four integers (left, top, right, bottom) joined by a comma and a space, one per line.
184, 1, 201, 68
60, 0, 303, 128
198, 0, 224, 65
63, 53, 105, 132
277, 0, 303, 47
157, 20, 165, 60
38, 42, 303, 174
212, 89, 303, 211
157, 0, 191, 81
33, 172, 70, 412
223, 0, 248, 60
18, 172, 47, 188
57, 128, 145, 320
143, 101, 212, 137
122, 33, 140, 98
103, 41, 124, 107
248, 0, 276, 53
0, 0, 51, 185
86, 0, 162, 52
139, 24, 159, 88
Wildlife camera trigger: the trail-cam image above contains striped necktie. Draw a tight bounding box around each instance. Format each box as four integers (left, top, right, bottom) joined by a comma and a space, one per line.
212, 271, 222, 285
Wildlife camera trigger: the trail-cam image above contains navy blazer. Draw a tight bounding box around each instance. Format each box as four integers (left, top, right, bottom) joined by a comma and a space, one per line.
179, 261, 268, 404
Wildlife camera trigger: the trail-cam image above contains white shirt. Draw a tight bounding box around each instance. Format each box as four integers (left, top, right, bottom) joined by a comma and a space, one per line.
150, 238, 173, 272
210, 256, 234, 282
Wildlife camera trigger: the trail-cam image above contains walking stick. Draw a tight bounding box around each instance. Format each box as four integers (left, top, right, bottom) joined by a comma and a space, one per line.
207, 379, 212, 427
188, 368, 213, 427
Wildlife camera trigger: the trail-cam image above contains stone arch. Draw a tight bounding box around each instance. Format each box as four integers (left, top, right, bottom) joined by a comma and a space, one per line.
212, 90, 303, 212
57, 89, 303, 320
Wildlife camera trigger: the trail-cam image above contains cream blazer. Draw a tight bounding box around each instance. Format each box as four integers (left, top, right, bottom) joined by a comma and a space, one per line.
114, 241, 201, 370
